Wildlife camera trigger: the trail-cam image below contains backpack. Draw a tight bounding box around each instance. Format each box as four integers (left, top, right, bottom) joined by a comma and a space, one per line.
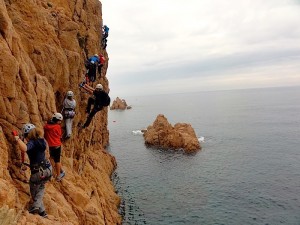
103, 94, 111, 107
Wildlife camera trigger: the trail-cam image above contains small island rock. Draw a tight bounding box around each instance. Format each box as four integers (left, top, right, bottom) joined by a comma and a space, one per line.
110, 97, 131, 110
143, 114, 201, 153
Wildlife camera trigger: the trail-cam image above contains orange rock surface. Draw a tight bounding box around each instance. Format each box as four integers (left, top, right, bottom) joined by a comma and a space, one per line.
0, 0, 121, 224
143, 114, 201, 152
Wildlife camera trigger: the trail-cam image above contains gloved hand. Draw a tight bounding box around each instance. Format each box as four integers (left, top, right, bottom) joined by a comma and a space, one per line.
12, 130, 18, 136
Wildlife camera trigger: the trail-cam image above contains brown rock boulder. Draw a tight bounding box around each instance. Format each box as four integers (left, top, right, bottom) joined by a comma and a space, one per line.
143, 114, 201, 153
110, 97, 129, 110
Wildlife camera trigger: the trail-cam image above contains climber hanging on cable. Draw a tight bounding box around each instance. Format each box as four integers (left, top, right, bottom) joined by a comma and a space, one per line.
62, 90, 76, 139
98, 54, 106, 76
43, 113, 66, 181
101, 25, 109, 49
79, 83, 110, 128
102, 25, 109, 39
84, 54, 100, 86
12, 124, 52, 218
83, 54, 105, 86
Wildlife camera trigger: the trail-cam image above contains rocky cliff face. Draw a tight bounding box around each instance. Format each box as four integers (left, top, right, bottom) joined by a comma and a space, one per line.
0, 0, 121, 224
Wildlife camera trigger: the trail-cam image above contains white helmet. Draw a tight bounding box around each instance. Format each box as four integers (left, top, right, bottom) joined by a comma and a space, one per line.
67, 90, 74, 97
22, 123, 36, 135
94, 54, 99, 57
52, 112, 63, 121
96, 84, 103, 90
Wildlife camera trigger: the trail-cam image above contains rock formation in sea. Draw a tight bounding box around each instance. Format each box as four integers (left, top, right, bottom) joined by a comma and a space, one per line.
110, 97, 131, 110
0, 0, 121, 224
143, 114, 201, 152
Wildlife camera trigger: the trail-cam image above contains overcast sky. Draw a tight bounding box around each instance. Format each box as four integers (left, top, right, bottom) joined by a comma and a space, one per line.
101, 0, 300, 97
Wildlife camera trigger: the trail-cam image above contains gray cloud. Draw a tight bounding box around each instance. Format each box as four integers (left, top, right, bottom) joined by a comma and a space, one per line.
101, 0, 300, 96
111, 48, 300, 84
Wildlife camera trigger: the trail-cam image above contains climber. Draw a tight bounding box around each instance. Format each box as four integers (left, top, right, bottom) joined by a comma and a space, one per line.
98, 54, 106, 77
101, 25, 109, 49
101, 38, 107, 50
62, 91, 76, 139
12, 124, 52, 218
84, 54, 102, 85
80, 83, 110, 128
102, 25, 109, 39
43, 113, 66, 181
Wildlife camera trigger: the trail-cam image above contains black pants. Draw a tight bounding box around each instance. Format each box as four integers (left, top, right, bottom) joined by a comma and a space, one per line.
83, 98, 103, 128
87, 65, 97, 82
101, 38, 107, 49
98, 64, 103, 77
103, 33, 108, 39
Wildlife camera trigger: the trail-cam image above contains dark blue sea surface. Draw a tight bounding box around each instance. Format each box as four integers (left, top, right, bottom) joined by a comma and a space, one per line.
107, 86, 300, 225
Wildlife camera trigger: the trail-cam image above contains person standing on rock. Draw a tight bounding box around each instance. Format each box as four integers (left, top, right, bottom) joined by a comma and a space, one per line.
62, 91, 76, 139
12, 123, 52, 218
79, 83, 110, 128
43, 113, 66, 181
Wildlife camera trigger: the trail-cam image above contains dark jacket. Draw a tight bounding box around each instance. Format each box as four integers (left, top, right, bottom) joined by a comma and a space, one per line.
93, 90, 110, 107
27, 138, 47, 166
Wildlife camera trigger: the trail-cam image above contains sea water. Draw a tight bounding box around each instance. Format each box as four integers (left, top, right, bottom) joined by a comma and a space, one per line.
107, 86, 300, 225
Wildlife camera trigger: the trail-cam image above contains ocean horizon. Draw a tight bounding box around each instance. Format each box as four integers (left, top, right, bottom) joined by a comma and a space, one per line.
110, 85, 300, 99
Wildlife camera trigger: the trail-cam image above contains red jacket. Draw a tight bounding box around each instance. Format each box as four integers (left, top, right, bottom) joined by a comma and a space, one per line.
44, 122, 62, 147
100, 55, 105, 64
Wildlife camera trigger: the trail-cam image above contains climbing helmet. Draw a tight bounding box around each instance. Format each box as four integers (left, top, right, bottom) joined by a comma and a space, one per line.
96, 84, 103, 90
22, 123, 36, 135
52, 112, 63, 121
67, 91, 74, 97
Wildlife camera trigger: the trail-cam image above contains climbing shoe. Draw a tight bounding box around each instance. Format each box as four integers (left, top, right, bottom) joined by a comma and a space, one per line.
28, 207, 39, 214
39, 211, 48, 218
56, 171, 65, 181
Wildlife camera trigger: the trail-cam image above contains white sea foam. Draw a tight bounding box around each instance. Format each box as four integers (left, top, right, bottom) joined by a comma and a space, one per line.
132, 130, 143, 135
198, 136, 205, 143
